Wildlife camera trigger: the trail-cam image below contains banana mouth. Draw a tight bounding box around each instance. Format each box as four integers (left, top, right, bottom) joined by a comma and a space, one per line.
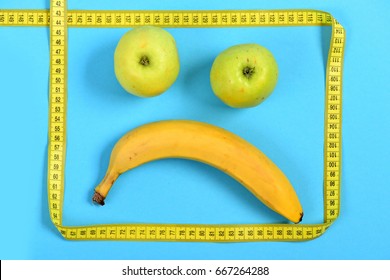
92, 192, 105, 206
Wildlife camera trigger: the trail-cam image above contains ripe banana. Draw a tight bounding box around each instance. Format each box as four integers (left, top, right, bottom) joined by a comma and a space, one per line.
92, 120, 303, 223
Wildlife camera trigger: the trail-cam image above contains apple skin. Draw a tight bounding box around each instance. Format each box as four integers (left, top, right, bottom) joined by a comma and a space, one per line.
114, 26, 180, 97
210, 43, 278, 108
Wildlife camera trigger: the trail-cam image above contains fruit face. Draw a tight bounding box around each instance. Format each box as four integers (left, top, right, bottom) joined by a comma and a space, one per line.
210, 43, 278, 108
114, 26, 180, 97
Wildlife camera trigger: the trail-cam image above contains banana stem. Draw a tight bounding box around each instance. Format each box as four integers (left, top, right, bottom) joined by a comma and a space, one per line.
92, 192, 105, 205
92, 171, 119, 206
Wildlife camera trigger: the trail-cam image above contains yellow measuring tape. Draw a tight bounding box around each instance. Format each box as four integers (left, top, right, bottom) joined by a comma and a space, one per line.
0, 1, 345, 241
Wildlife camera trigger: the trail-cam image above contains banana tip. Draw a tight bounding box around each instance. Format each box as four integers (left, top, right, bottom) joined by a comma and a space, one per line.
92, 192, 105, 206
297, 212, 304, 223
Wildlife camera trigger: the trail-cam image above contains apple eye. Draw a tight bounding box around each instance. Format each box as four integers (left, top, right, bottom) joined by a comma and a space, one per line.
139, 55, 150, 66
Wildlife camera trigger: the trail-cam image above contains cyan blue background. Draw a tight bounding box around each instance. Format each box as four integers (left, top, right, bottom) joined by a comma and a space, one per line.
0, 0, 389, 259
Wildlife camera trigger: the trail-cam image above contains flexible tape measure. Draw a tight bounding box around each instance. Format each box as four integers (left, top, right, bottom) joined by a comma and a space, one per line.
0, 1, 345, 241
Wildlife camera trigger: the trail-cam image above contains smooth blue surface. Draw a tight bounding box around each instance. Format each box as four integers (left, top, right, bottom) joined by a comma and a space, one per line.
0, 0, 389, 259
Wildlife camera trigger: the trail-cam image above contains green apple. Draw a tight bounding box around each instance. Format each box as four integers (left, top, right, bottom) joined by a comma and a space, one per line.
114, 26, 180, 97
210, 43, 278, 108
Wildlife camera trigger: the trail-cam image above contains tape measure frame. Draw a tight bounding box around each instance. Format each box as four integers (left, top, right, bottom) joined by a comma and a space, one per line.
0, 2, 345, 241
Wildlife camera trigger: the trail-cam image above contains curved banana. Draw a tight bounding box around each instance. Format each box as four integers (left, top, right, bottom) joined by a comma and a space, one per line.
92, 120, 303, 223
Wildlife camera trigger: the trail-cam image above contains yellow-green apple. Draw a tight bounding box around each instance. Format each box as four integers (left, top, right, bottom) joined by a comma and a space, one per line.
114, 26, 180, 97
210, 43, 278, 108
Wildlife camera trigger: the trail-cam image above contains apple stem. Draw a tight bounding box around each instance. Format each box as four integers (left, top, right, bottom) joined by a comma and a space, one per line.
243, 66, 255, 79
139, 55, 150, 66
